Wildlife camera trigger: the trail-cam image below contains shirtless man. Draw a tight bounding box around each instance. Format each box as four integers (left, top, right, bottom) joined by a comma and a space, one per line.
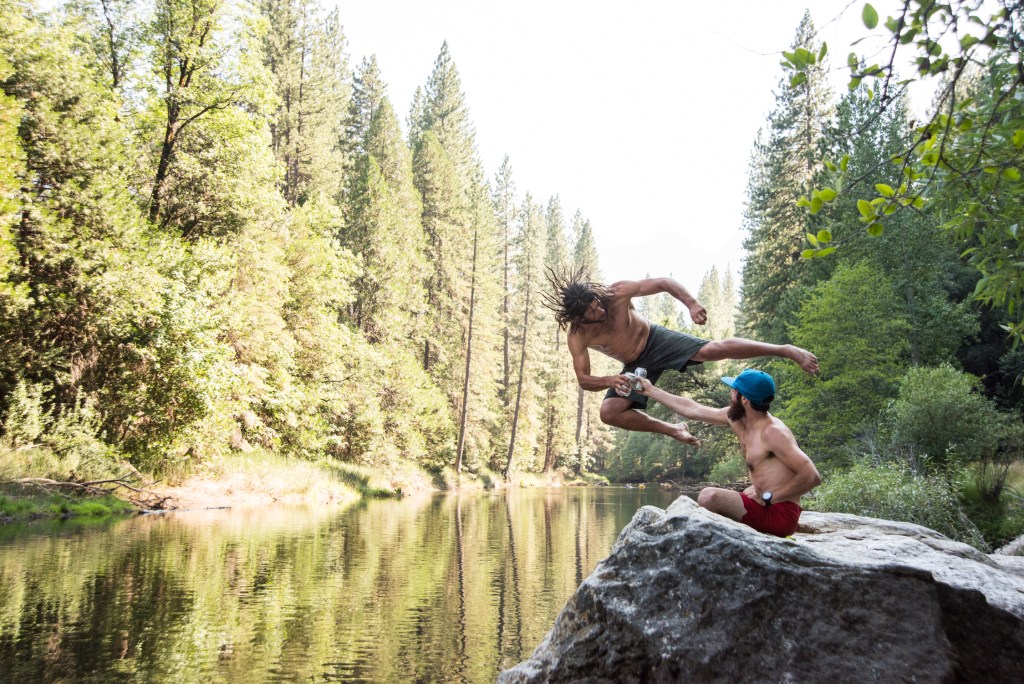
639, 368, 820, 537
543, 269, 818, 445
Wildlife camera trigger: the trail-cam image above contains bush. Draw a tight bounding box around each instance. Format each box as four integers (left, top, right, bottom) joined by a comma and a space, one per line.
960, 460, 1024, 549
883, 364, 1005, 469
809, 459, 987, 549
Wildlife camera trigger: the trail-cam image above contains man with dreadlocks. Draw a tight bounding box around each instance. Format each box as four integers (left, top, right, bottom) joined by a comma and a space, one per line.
544, 269, 818, 445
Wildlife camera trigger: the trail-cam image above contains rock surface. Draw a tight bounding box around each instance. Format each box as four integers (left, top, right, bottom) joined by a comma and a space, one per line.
499, 497, 1024, 683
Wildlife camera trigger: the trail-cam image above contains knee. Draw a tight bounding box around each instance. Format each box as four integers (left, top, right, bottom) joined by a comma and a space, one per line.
697, 487, 723, 510
599, 401, 619, 425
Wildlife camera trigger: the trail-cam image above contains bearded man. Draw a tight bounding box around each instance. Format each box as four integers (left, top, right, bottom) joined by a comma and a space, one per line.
638, 369, 820, 537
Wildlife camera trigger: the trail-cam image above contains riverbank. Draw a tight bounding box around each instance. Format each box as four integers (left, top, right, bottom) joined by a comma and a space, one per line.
0, 445, 609, 523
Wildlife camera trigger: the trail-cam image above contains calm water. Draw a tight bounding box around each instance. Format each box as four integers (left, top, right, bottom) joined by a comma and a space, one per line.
0, 486, 679, 683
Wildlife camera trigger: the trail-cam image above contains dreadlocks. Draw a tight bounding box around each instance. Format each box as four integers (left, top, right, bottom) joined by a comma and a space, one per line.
541, 266, 612, 333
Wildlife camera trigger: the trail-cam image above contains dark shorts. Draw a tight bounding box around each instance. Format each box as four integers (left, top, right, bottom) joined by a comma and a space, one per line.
740, 492, 802, 537
603, 324, 709, 409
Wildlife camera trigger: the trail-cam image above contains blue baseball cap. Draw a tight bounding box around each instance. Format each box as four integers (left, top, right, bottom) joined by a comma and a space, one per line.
721, 369, 776, 404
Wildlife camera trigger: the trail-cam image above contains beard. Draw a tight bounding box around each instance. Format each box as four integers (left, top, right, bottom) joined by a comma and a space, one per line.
727, 394, 745, 422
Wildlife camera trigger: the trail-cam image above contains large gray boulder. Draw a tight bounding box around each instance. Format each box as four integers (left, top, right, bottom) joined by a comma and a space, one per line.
499, 497, 1024, 683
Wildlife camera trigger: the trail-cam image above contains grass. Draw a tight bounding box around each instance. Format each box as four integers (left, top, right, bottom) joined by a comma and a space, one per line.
0, 487, 134, 522
0, 443, 140, 522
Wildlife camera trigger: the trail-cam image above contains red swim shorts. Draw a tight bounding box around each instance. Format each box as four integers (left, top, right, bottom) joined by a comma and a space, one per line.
740, 492, 802, 537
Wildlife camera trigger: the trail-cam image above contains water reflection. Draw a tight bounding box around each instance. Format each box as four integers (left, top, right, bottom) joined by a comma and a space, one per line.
0, 487, 679, 682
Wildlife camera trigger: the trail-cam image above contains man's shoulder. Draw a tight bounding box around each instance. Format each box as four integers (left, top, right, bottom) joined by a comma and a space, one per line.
762, 417, 794, 439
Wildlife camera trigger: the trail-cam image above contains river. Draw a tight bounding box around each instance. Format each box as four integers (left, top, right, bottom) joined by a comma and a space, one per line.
0, 486, 681, 682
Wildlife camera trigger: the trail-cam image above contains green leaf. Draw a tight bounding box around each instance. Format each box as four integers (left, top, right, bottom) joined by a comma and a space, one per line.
912, 197, 925, 209
810, 197, 824, 214
817, 247, 837, 257
817, 230, 833, 243
840, 155, 850, 172
899, 28, 915, 44
959, 34, 979, 50
1002, 167, 1021, 181
801, 249, 816, 259
862, 3, 879, 29
1013, 129, 1024, 150
885, 16, 899, 32
806, 232, 819, 247
867, 222, 884, 236
819, 187, 837, 201
790, 72, 808, 88
875, 183, 895, 197
849, 77, 862, 91
796, 195, 812, 208
857, 199, 874, 217
818, 42, 828, 62
848, 52, 859, 68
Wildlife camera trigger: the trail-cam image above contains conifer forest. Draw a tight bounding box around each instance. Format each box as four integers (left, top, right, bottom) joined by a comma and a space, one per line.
1, 0, 1023, 549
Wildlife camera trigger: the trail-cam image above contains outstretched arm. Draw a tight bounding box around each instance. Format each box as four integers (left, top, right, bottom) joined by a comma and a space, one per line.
637, 378, 730, 426
610, 277, 707, 325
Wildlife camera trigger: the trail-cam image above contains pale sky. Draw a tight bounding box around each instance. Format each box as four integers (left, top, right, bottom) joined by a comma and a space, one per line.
331, 0, 923, 294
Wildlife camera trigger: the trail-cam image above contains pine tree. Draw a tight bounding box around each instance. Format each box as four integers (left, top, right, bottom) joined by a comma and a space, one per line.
505, 196, 546, 477
539, 196, 574, 472
493, 156, 518, 410
570, 212, 613, 473
412, 43, 503, 473
261, 0, 351, 205
345, 98, 427, 345
740, 11, 832, 343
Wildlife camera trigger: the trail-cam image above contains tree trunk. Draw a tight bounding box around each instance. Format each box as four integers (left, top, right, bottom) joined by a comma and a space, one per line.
455, 228, 477, 473
504, 282, 530, 480
575, 385, 585, 474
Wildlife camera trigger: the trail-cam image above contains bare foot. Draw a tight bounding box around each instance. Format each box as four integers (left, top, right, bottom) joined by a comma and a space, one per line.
787, 345, 818, 374
670, 422, 700, 446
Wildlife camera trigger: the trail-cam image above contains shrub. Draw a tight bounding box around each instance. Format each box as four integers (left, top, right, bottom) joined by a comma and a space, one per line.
809, 459, 987, 549
883, 364, 1004, 469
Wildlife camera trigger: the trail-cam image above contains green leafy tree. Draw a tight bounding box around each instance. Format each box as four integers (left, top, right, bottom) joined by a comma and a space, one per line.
818, 81, 978, 367
883, 364, 1007, 470
139, 0, 278, 236
787, 1, 1024, 340
0, 2, 224, 463
778, 262, 911, 462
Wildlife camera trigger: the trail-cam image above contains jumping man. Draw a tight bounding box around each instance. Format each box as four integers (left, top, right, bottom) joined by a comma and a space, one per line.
543, 268, 818, 445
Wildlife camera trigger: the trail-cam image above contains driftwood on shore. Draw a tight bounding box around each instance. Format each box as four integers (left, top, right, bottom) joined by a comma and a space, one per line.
7, 473, 172, 510
657, 480, 748, 495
